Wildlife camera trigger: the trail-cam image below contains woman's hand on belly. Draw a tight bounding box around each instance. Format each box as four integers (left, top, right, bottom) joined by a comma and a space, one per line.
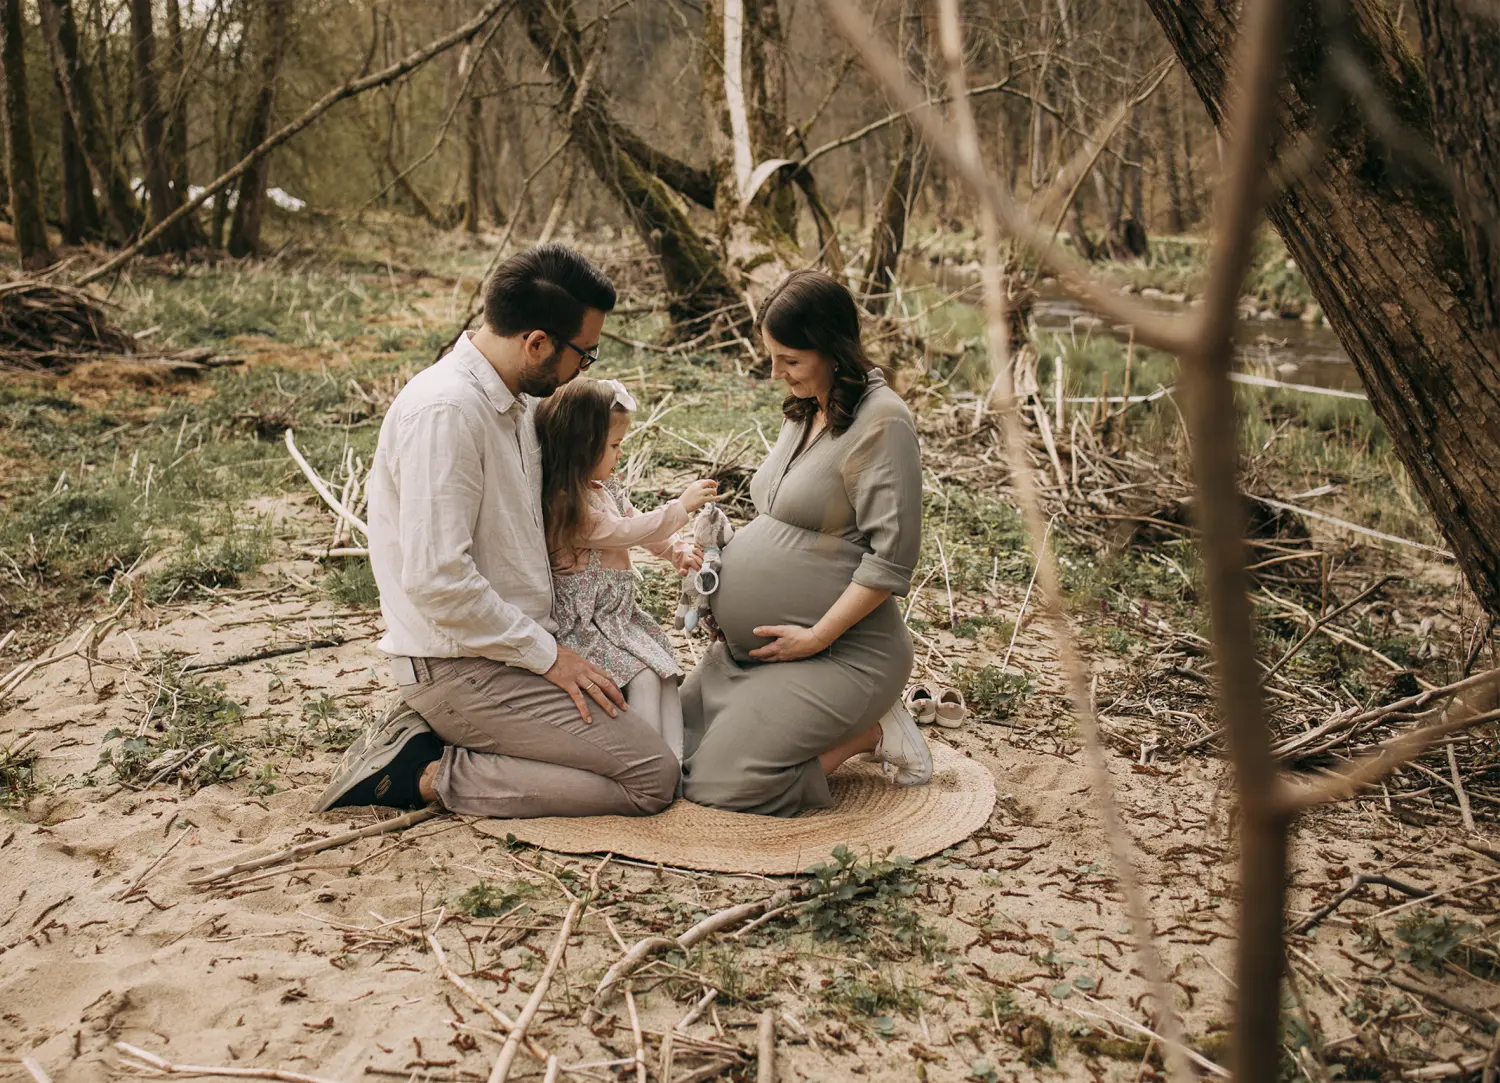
749, 623, 831, 662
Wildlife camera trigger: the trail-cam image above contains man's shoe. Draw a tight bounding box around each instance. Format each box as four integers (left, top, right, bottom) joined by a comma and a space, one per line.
312, 698, 443, 812
870, 701, 933, 786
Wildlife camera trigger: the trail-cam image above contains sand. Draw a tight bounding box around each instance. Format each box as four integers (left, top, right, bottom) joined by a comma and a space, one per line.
1, 503, 1495, 1082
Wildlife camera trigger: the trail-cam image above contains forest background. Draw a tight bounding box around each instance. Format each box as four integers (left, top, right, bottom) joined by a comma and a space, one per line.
1, 0, 1499, 1082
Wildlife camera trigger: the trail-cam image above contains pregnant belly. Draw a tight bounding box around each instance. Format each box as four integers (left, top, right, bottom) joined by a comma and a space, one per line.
709, 516, 863, 661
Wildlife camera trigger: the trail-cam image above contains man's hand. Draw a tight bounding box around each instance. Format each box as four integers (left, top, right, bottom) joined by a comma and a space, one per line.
749, 624, 830, 662
544, 646, 626, 722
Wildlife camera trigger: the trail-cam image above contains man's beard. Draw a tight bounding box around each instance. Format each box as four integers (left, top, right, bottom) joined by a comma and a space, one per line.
517, 348, 567, 397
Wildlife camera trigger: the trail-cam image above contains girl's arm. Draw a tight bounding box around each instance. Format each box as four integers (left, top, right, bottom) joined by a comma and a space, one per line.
578, 493, 690, 551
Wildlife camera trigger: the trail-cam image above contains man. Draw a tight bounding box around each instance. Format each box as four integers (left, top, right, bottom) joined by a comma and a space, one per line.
313, 245, 679, 817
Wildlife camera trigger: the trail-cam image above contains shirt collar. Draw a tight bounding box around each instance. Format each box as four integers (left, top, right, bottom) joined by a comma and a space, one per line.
454, 331, 524, 415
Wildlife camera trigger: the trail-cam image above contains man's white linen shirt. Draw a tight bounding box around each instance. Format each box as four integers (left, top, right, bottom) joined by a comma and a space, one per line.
368, 331, 558, 674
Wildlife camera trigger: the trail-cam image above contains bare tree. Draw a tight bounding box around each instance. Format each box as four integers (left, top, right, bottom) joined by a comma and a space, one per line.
130, 0, 204, 253
0, 0, 55, 269
517, 0, 738, 332
227, 0, 292, 257
1141, 0, 1500, 615
862, 0, 930, 313
39, 0, 140, 244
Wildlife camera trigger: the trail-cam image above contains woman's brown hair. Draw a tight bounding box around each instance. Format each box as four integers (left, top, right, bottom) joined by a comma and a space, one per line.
756, 269, 875, 436
535, 378, 625, 565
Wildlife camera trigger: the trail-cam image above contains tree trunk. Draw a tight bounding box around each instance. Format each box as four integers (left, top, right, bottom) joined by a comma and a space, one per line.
227, 0, 291, 257
1159, 79, 1185, 234
130, 0, 200, 252
0, 0, 55, 269
163, 0, 190, 202
1143, 0, 1500, 617
58, 103, 102, 243
463, 45, 481, 235
863, 0, 930, 314
518, 0, 737, 333
743, 0, 797, 240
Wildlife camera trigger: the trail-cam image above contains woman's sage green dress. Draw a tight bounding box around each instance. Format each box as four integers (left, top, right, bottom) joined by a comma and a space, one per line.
680, 372, 923, 816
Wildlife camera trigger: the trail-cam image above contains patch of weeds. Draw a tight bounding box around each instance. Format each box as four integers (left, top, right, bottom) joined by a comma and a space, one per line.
800, 845, 945, 961
302, 695, 363, 751
98, 664, 249, 791
248, 763, 279, 796
952, 613, 1013, 640
324, 559, 379, 609
1391, 908, 1481, 974
818, 967, 923, 1023
453, 881, 527, 918
147, 519, 270, 603
996, 1009, 1054, 1066
1071, 1026, 1155, 1063
635, 562, 680, 626
1, 740, 39, 808
1094, 626, 1137, 655
953, 665, 1029, 722
375, 327, 412, 353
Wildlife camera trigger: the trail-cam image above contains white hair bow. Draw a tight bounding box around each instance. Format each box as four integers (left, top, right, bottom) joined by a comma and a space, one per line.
605, 379, 638, 412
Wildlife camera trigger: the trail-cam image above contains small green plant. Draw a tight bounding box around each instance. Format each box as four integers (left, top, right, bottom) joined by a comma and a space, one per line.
1, 740, 39, 808
453, 881, 525, 917
325, 559, 380, 609
799, 846, 945, 961
1392, 909, 1479, 973
98, 664, 249, 791
818, 967, 923, 1021
302, 696, 362, 751
953, 665, 1029, 722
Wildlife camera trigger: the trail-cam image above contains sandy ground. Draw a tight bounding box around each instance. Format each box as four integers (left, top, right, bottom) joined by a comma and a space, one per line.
1, 507, 1495, 1083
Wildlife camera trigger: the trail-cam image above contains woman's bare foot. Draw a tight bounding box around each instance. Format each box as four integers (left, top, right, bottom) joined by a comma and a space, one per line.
818, 724, 881, 777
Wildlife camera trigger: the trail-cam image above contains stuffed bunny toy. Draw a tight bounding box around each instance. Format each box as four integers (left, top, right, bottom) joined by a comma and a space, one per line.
674, 503, 735, 633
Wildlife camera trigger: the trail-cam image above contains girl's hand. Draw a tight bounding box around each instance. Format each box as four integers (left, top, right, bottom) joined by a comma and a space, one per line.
672, 544, 704, 576
679, 479, 721, 513
749, 624, 830, 662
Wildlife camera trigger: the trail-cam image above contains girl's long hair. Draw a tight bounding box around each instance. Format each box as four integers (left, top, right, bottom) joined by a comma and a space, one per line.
757, 269, 875, 436
535, 378, 624, 566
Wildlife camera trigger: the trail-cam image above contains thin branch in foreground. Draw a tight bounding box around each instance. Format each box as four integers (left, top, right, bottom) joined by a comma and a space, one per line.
933, 4, 1195, 1081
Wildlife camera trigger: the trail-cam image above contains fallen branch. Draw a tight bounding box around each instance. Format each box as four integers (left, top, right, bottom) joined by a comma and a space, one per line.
182, 637, 346, 674
427, 932, 550, 1065
488, 856, 609, 1083
585, 890, 797, 1021
1290, 874, 1433, 935
285, 430, 368, 537
756, 1010, 776, 1083
116, 1043, 341, 1083
188, 807, 444, 886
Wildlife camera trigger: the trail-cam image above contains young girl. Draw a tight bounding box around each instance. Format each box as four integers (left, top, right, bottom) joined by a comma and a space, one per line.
536, 378, 718, 763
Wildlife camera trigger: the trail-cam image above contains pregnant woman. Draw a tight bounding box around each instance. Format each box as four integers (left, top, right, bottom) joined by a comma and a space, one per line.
680, 270, 931, 816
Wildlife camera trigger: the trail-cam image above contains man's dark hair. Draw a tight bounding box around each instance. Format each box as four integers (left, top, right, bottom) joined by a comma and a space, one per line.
483, 244, 617, 342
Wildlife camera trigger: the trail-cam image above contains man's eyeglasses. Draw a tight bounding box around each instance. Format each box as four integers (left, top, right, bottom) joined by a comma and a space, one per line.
561, 339, 600, 371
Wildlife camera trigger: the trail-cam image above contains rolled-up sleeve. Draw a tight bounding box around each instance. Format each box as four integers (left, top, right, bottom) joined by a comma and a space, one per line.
841, 415, 923, 596
395, 403, 557, 673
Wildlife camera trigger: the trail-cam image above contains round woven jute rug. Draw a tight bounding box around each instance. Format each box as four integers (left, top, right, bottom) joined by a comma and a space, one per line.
471, 740, 995, 874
